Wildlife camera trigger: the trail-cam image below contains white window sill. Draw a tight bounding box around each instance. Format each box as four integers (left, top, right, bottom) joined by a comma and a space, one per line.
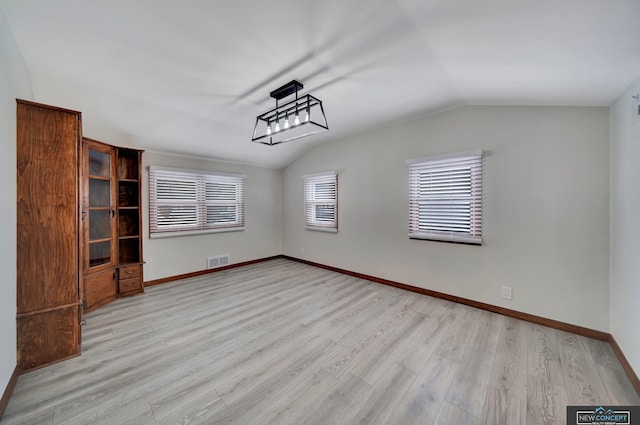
409, 233, 481, 245
306, 226, 338, 233
150, 227, 245, 239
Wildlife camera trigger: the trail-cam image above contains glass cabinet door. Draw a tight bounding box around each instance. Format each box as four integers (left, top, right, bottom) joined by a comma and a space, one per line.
83, 141, 117, 272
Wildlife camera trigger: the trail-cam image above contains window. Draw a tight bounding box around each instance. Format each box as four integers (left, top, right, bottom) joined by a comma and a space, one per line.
304, 172, 338, 232
149, 166, 245, 238
408, 150, 483, 244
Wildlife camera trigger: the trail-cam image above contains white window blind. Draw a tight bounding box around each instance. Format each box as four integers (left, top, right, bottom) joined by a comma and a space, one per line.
408, 150, 483, 245
304, 172, 338, 232
149, 166, 245, 238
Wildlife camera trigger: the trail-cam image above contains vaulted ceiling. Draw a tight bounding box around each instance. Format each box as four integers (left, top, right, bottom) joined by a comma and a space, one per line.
2, 0, 639, 168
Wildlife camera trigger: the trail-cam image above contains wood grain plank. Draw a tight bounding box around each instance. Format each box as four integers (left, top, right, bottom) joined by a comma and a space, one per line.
348, 311, 427, 385
525, 325, 568, 425
216, 338, 339, 406
596, 363, 640, 405
342, 363, 416, 425
385, 354, 458, 425
434, 401, 481, 425
319, 304, 420, 380
446, 319, 501, 417
331, 290, 413, 348
154, 397, 228, 425
558, 333, 610, 405
243, 369, 338, 425
434, 304, 481, 362
1, 404, 54, 425
398, 304, 458, 373
480, 386, 526, 425
488, 317, 529, 400
294, 373, 371, 425
445, 325, 501, 419
53, 396, 155, 425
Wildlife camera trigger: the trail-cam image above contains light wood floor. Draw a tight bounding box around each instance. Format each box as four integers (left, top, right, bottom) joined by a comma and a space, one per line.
3, 258, 638, 425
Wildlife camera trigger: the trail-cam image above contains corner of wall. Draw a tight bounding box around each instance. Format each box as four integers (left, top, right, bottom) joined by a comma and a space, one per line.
0, 6, 34, 408
609, 74, 640, 379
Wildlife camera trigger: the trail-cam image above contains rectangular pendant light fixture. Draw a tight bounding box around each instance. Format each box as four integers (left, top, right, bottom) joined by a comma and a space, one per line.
252, 80, 329, 146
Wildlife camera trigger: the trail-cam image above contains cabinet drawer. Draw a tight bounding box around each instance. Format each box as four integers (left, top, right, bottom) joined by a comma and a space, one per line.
119, 264, 141, 279
119, 277, 142, 293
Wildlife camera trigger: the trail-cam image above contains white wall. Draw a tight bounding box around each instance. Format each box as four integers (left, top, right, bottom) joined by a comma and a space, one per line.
610, 76, 640, 375
283, 106, 610, 331
142, 151, 282, 281
0, 8, 32, 394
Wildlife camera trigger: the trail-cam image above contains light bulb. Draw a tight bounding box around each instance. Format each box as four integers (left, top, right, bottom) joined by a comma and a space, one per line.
284, 116, 290, 129
275, 121, 281, 132
294, 114, 300, 126
305, 110, 310, 122
266, 124, 271, 135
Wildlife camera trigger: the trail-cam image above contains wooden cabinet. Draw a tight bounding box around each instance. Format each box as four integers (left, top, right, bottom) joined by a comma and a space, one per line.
16, 100, 82, 372
81, 139, 144, 312
16, 101, 144, 371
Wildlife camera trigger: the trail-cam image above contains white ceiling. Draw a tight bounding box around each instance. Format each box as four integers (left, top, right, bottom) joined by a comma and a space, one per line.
2, 0, 639, 168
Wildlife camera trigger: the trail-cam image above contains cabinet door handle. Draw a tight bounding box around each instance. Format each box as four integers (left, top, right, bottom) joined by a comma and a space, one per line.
111, 209, 116, 218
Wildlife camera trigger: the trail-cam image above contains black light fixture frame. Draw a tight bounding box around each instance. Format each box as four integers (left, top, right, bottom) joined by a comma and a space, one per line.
252, 80, 329, 146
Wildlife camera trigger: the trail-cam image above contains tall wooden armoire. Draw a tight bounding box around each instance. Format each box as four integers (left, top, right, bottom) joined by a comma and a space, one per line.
16, 100, 82, 372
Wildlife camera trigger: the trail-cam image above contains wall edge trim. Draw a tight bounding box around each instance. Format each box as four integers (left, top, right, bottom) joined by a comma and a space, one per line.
143, 255, 282, 287
609, 334, 640, 396
0, 365, 19, 420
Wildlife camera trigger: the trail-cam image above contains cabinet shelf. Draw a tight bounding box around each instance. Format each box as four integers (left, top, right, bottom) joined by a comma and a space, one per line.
118, 208, 139, 237
89, 237, 112, 244
117, 149, 140, 180
118, 180, 138, 207
119, 235, 139, 240
119, 238, 140, 264
119, 261, 143, 267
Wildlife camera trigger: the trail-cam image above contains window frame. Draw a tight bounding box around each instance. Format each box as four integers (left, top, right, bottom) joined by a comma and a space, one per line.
407, 149, 483, 245
303, 171, 338, 233
149, 166, 246, 238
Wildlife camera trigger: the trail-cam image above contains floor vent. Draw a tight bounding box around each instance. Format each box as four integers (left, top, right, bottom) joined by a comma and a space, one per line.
207, 255, 230, 269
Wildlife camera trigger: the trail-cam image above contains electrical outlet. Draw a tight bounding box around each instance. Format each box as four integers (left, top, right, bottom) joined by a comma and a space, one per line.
300, 247, 305, 254
501, 286, 513, 300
